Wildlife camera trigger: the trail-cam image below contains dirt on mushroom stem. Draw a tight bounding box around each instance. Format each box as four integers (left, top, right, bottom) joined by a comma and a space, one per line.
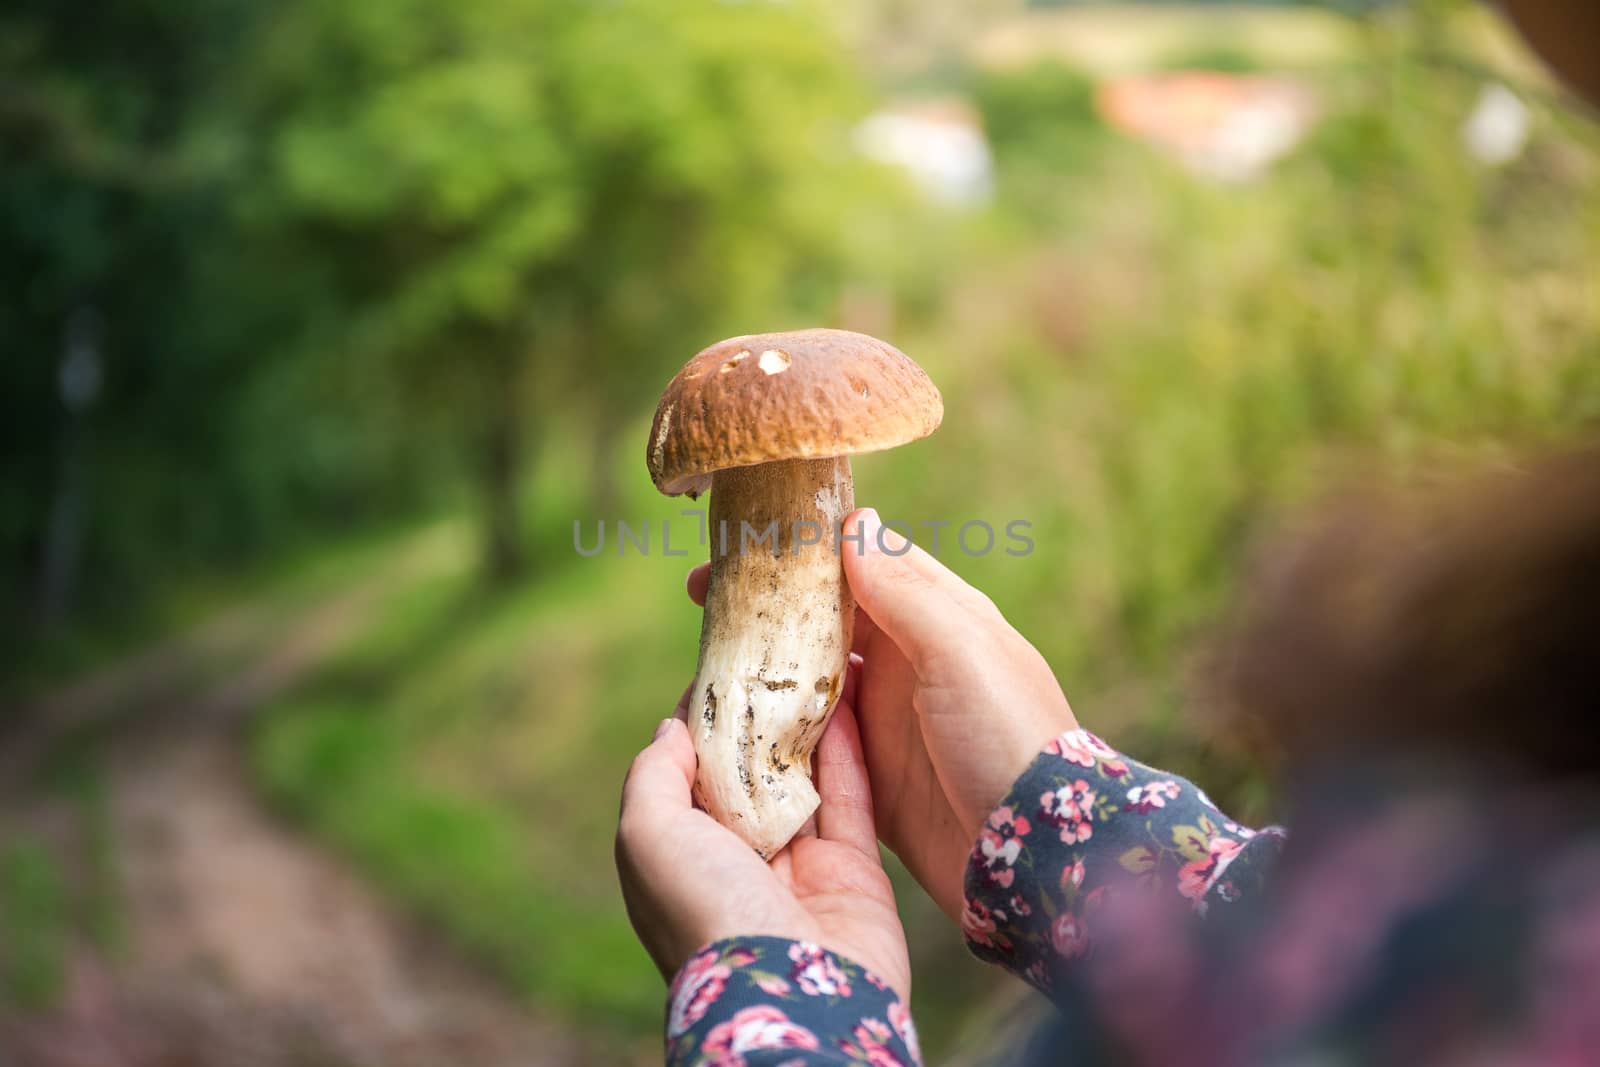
690, 456, 854, 859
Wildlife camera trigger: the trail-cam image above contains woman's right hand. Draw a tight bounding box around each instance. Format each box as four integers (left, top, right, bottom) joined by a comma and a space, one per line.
687, 507, 1078, 923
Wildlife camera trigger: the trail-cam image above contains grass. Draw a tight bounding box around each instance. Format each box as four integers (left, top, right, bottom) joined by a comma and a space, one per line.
254, 501, 1015, 1054
252, 536, 700, 1044
0, 838, 68, 1009
8, 518, 445, 702
0, 756, 128, 1012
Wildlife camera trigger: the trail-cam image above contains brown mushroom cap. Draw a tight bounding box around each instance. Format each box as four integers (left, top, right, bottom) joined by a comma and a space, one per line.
647, 329, 944, 497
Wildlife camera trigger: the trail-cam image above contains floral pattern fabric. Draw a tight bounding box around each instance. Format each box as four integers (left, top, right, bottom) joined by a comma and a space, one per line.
665, 730, 1600, 1065
665, 937, 920, 1067
662, 729, 1281, 1066
962, 728, 1285, 1000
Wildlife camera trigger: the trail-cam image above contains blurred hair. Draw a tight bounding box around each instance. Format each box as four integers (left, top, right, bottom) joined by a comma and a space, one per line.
1499, 0, 1600, 109
1217, 441, 1600, 780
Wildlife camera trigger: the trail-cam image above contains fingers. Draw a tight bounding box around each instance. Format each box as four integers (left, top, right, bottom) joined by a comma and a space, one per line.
849, 604, 880, 658
790, 812, 819, 843
620, 718, 697, 819
842, 508, 997, 681
842, 654, 862, 711
812, 701, 879, 858
686, 562, 710, 607
790, 666, 861, 846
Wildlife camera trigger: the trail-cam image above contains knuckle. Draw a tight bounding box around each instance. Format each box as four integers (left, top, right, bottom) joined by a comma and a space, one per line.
968, 588, 1002, 620
618, 753, 654, 816
624, 747, 655, 787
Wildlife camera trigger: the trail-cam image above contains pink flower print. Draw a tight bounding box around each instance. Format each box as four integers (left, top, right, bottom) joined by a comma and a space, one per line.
1179, 836, 1247, 911
1040, 780, 1098, 844
889, 1000, 922, 1065
976, 806, 1032, 888
1051, 911, 1090, 960
755, 975, 791, 997
961, 897, 1009, 949
860, 1017, 893, 1044
1124, 779, 1183, 815
702, 1005, 820, 1062
1045, 729, 1119, 768
1099, 754, 1131, 779
788, 942, 852, 997
839, 1016, 909, 1067
668, 948, 731, 1038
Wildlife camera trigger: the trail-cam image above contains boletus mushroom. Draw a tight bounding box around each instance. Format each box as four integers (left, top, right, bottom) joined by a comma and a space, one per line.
647, 329, 942, 858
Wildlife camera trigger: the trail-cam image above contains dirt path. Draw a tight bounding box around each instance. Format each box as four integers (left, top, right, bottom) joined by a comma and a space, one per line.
1, 533, 606, 1067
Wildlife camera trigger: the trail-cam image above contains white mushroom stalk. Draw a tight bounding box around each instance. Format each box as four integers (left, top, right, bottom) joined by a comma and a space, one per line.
691, 457, 853, 859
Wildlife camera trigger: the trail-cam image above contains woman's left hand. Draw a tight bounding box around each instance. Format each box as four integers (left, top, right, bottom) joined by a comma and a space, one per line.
616, 693, 911, 1000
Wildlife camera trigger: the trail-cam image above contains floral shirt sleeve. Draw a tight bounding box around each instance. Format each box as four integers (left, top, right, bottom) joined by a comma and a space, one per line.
962, 728, 1285, 1000
665, 936, 922, 1066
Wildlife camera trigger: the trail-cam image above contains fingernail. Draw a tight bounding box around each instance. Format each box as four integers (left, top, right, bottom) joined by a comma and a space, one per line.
860, 509, 908, 556
653, 718, 675, 742
858, 508, 882, 552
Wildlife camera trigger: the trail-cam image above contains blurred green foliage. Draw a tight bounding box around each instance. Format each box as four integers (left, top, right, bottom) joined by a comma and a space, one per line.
1158, 42, 1265, 71
254, 10, 1600, 1053
4, 0, 887, 672
0, 838, 67, 1009
971, 62, 1105, 224
7, 0, 1600, 1061
253, 536, 680, 1043
1, 0, 291, 663
232, 0, 884, 577
0, 763, 122, 1011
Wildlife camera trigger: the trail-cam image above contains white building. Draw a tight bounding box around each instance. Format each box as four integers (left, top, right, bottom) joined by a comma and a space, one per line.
856, 98, 995, 207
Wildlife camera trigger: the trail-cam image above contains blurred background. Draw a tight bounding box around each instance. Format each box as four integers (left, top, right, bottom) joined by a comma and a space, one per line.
2, 0, 1597, 1062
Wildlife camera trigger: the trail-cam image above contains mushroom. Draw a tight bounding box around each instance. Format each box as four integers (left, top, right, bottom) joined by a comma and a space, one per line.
647, 329, 943, 858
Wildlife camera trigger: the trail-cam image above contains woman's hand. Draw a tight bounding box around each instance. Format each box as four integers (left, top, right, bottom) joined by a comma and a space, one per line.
616, 695, 911, 999
686, 508, 1077, 923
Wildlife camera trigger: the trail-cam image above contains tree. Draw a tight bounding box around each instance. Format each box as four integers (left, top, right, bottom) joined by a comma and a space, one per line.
234, 0, 873, 578
0, 0, 265, 641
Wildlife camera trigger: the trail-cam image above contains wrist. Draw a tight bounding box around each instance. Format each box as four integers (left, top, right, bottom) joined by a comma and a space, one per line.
1010, 707, 1080, 789
980, 701, 1080, 834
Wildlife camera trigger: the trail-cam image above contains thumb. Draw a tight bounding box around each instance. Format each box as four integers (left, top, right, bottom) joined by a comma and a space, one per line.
842, 508, 998, 683
620, 718, 698, 820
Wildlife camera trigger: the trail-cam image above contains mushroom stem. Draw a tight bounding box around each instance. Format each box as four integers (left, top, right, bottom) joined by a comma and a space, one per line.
690, 456, 855, 858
